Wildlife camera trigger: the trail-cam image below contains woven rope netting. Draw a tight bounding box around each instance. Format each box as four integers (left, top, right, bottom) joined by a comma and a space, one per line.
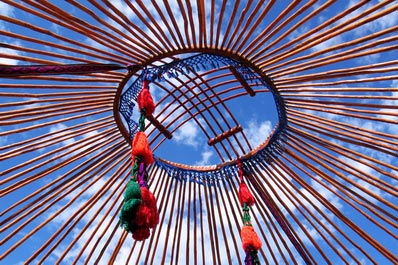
0, 1, 397, 264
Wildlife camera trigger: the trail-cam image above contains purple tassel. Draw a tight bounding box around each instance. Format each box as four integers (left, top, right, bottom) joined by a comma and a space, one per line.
244, 246, 260, 265
244, 250, 254, 265
137, 162, 147, 187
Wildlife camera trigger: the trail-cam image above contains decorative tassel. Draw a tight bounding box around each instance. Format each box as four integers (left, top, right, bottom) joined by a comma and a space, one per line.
237, 158, 262, 264
241, 225, 262, 251
120, 180, 142, 233
132, 227, 150, 241
120, 79, 159, 242
131, 187, 159, 241
244, 251, 253, 265
244, 246, 261, 265
237, 159, 255, 206
137, 80, 156, 116
238, 182, 255, 207
135, 187, 159, 228
131, 132, 154, 165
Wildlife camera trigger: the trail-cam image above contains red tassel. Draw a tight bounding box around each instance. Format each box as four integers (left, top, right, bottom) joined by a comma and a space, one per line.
136, 187, 159, 228
129, 187, 159, 241
132, 227, 150, 241
132, 132, 154, 164
238, 182, 255, 207
241, 225, 262, 251
137, 80, 156, 116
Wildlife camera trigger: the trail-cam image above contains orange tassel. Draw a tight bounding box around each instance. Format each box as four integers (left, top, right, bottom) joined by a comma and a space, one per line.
132, 132, 154, 164
137, 80, 156, 116
241, 225, 262, 251
238, 182, 255, 207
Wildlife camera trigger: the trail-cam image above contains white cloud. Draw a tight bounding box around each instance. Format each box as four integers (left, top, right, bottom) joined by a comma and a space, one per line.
374, 80, 398, 128
45, 123, 106, 163
0, 2, 13, 16
347, 0, 398, 37
194, 148, 214, 165
390, 79, 398, 89
42, 176, 124, 264
108, 0, 134, 19
154, 102, 183, 126
49, 123, 68, 133
49, 123, 76, 147
0, 45, 21, 65
0, 126, 8, 145
311, 34, 344, 53
47, 177, 111, 224
0, 3, 20, 64
337, 156, 388, 204
245, 118, 272, 148
307, 177, 343, 212
173, 119, 200, 147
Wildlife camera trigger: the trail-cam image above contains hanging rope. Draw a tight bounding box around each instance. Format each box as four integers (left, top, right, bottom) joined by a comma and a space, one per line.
237, 159, 262, 265
119, 79, 159, 241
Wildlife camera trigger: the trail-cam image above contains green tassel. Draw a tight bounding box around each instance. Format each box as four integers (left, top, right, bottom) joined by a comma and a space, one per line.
120, 199, 140, 218
139, 110, 146, 131
242, 203, 252, 225
251, 249, 261, 265
120, 180, 142, 232
131, 158, 141, 181
124, 179, 141, 200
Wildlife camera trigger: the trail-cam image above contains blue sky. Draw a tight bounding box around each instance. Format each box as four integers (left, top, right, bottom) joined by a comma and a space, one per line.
0, 1, 397, 264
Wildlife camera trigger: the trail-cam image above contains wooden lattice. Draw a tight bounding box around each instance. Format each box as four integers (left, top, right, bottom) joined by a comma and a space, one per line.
0, 1, 397, 264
